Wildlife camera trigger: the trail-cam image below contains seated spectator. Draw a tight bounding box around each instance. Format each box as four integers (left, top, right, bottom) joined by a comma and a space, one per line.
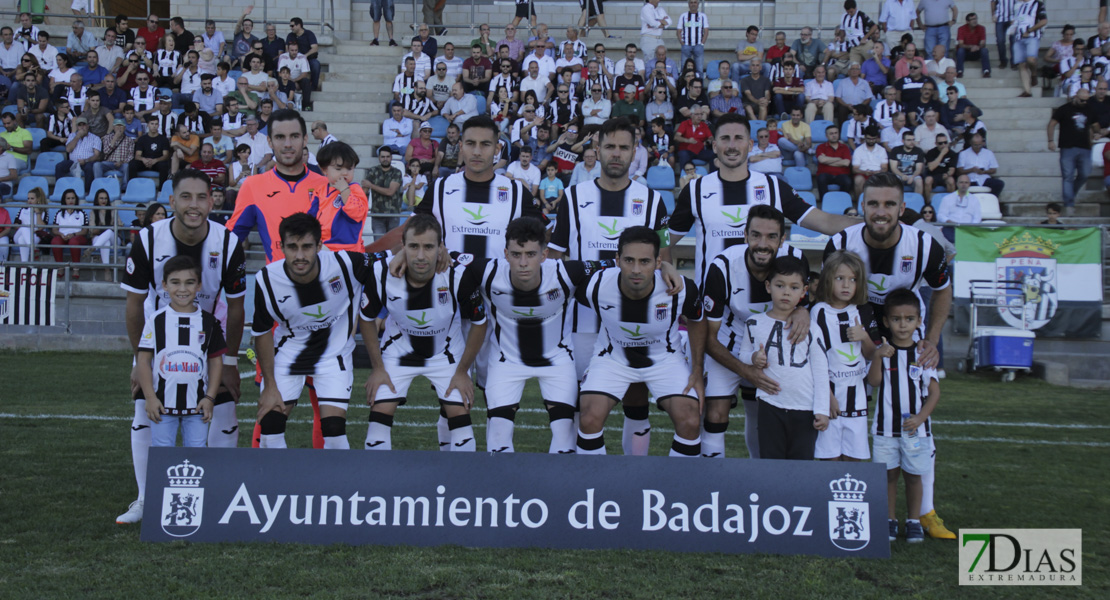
88, 189, 117, 266
748, 127, 783, 175
743, 60, 776, 121
230, 7, 258, 68
676, 76, 710, 121
924, 45, 955, 79
936, 174, 982, 223
433, 124, 462, 178
649, 117, 674, 167
78, 50, 109, 90
907, 81, 942, 128
889, 131, 925, 194
779, 108, 812, 166
109, 14, 137, 52
402, 158, 428, 207
569, 147, 601, 186
204, 120, 234, 163
958, 105, 986, 147
443, 83, 478, 126
505, 145, 541, 195
519, 61, 552, 105
362, 146, 404, 236
707, 60, 736, 99
201, 19, 227, 59
764, 31, 795, 80
644, 59, 676, 102
955, 13, 990, 77
548, 82, 580, 135
792, 27, 825, 77
894, 58, 927, 108
403, 80, 439, 122
772, 62, 805, 118
42, 98, 74, 152
381, 103, 412, 155
405, 122, 439, 172
678, 162, 701, 189
914, 109, 948, 151
238, 53, 269, 99
939, 86, 973, 132
129, 114, 172, 184
923, 132, 956, 202
50, 189, 89, 275
66, 20, 97, 63
47, 54, 77, 97
257, 21, 281, 63
874, 86, 902, 129
278, 40, 312, 110
733, 25, 765, 78
804, 64, 835, 122
56, 114, 102, 181
546, 125, 586, 185
128, 70, 158, 117
956, 133, 1003, 196
825, 29, 851, 79
537, 162, 565, 213
834, 62, 872, 124
228, 143, 255, 193
645, 85, 675, 128
710, 79, 743, 121
815, 124, 853, 198
1068, 64, 1097, 99
404, 38, 433, 81
0, 138, 18, 198
193, 74, 223, 115
170, 122, 201, 175
614, 60, 645, 102
235, 115, 270, 168
894, 43, 924, 79
434, 42, 462, 82
861, 41, 891, 94
94, 117, 135, 183
155, 34, 181, 88
127, 36, 155, 73
285, 18, 320, 91
0, 112, 32, 165
98, 74, 128, 113
461, 44, 493, 94
675, 105, 714, 167
851, 125, 888, 196
881, 110, 910, 151
582, 83, 612, 125
30, 31, 57, 71
935, 67, 967, 99
843, 102, 876, 150
611, 85, 646, 128
13, 186, 50, 262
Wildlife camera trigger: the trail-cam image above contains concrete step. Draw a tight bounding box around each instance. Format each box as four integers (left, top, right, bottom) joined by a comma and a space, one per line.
992, 152, 1068, 177
960, 86, 1058, 101
327, 44, 409, 57
970, 96, 1065, 110
981, 131, 1054, 152
306, 108, 391, 123
311, 90, 395, 103
320, 53, 410, 69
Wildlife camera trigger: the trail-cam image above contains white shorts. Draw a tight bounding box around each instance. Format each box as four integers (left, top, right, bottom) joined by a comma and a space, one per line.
815, 415, 870, 459
374, 357, 465, 405
873, 434, 935, 475
469, 322, 494, 388
263, 368, 354, 410
71, 0, 90, 11
581, 354, 694, 406
485, 360, 578, 409
572, 331, 599, 381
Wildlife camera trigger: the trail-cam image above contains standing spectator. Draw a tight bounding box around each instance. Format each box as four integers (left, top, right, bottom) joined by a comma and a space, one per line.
880, 0, 917, 47
94, 117, 135, 183
362, 146, 403, 237
511, 0, 537, 33
956, 133, 1002, 196
286, 18, 320, 93
368, 0, 397, 46
955, 13, 990, 77
792, 27, 825, 77
677, 0, 708, 75
734, 25, 765, 79
639, 0, 670, 63
990, 0, 1015, 69
413, 23, 438, 60
852, 125, 888, 195
917, 0, 958, 54
137, 14, 166, 53
578, 0, 612, 40
889, 130, 925, 193
816, 124, 853, 198
50, 189, 90, 275
1011, 0, 1046, 98
839, 0, 879, 66
923, 132, 956, 201
834, 62, 872, 123
1047, 88, 1093, 214
422, 0, 446, 35
779, 107, 812, 166
805, 64, 836, 122
936, 173, 981, 223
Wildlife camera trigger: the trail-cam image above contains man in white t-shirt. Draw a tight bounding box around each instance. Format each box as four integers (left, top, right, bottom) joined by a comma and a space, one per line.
852, 125, 889, 196
432, 42, 462, 81
505, 145, 541, 195
403, 39, 432, 79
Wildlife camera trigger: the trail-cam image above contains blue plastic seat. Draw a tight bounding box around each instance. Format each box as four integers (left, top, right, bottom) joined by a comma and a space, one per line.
657, 190, 675, 214
821, 191, 854, 215
645, 165, 675, 191
790, 224, 826, 240
50, 177, 86, 202
121, 178, 157, 205
13, 176, 48, 201
86, 177, 121, 203
810, 119, 835, 144
706, 60, 722, 80
425, 115, 449, 139
797, 191, 817, 206
783, 166, 812, 191
30, 152, 63, 177
27, 127, 46, 150
904, 192, 926, 212
473, 95, 486, 116
749, 119, 767, 134
157, 179, 173, 202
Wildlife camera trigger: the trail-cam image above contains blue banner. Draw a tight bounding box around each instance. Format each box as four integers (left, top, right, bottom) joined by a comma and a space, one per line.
142, 449, 890, 558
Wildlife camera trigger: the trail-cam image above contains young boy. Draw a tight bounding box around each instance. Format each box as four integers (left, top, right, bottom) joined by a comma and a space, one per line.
310, 141, 368, 251
765, 117, 782, 145
136, 255, 227, 448
538, 162, 565, 214
867, 287, 940, 544
1040, 202, 1061, 225
739, 255, 830, 460
649, 117, 673, 167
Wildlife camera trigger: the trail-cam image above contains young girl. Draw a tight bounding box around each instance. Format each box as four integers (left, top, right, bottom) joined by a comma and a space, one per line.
90, 189, 117, 266
403, 158, 428, 207
13, 187, 50, 262
811, 250, 880, 462
490, 86, 513, 133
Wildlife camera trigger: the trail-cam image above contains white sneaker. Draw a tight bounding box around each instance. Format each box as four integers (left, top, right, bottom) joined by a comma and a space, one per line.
937, 369, 947, 379
116, 499, 144, 524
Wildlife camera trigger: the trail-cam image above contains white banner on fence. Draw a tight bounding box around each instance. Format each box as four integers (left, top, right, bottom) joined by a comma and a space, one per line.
0, 267, 59, 326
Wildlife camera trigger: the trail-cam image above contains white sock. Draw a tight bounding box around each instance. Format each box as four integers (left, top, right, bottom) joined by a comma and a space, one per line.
364, 419, 392, 450
743, 399, 760, 459
449, 424, 476, 452
621, 417, 651, 456
669, 433, 702, 457
576, 428, 607, 455
130, 399, 151, 501
206, 402, 239, 448
486, 417, 515, 453
920, 464, 935, 516
436, 413, 450, 451
323, 435, 350, 449
548, 418, 576, 454
260, 433, 287, 448
700, 426, 726, 458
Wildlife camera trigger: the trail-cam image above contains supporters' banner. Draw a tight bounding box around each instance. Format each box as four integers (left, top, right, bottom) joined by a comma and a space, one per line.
142, 449, 890, 558
953, 227, 1103, 338
0, 267, 58, 326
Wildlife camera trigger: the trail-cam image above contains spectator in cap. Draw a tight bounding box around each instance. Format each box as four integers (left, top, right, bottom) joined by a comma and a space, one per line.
612, 84, 647, 127
405, 120, 439, 174
55, 114, 102, 181
94, 116, 135, 183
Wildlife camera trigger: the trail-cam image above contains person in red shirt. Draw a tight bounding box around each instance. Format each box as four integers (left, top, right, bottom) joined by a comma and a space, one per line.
955, 13, 990, 78
815, 124, 853, 199
675, 105, 714, 167
772, 62, 805, 117
190, 143, 228, 188
137, 14, 166, 51
764, 30, 794, 76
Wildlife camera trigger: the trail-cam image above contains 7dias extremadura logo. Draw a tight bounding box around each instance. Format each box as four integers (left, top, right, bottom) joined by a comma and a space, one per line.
960, 529, 1081, 586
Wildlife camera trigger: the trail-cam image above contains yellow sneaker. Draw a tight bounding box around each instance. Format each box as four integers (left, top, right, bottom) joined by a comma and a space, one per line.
920, 509, 956, 540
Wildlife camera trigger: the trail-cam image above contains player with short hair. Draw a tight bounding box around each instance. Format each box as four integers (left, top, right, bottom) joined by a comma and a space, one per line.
117, 168, 246, 524
575, 226, 705, 456
252, 213, 388, 449
699, 204, 804, 458
359, 214, 483, 451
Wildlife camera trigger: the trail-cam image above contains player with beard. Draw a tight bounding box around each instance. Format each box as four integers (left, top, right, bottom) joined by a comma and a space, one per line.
823, 170, 955, 540
547, 116, 680, 455
699, 205, 804, 458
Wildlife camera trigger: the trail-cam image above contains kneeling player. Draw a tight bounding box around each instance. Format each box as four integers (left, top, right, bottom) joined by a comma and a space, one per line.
253, 213, 387, 449
575, 226, 706, 457
358, 215, 484, 451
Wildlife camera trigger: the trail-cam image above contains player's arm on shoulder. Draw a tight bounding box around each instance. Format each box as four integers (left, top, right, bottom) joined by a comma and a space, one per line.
546, 194, 571, 258
666, 183, 695, 246
800, 201, 859, 236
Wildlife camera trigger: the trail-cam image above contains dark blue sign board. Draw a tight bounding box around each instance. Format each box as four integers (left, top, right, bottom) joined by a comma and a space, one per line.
142, 448, 890, 558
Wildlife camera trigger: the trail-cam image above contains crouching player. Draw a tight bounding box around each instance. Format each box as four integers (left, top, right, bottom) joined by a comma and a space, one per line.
358, 214, 484, 452
738, 255, 830, 460
867, 288, 940, 543
574, 226, 706, 457
252, 213, 388, 448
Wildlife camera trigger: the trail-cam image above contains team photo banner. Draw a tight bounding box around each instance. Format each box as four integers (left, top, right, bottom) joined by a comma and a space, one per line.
0, 267, 58, 326
142, 448, 890, 558
953, 227, 1103, 338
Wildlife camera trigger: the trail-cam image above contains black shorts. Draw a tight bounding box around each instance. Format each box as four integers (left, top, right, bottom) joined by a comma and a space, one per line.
581, 0, 604, 17
515, 1, 536, 19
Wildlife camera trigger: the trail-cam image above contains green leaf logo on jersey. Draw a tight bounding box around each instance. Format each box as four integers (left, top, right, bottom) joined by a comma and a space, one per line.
721, 207, 745, 226
619, 324, 645, 338
301, 306, 329, 320
512, 307, 538, 317
407, 311, 431, 326
750, 304, 769, 314
835, 344, 861, 363
598, 219, 622, 238
462, 205, 488, 224
868, 276, 888, 292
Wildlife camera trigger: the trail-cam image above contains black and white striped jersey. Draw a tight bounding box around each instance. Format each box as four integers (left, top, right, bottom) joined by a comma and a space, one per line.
550, 178, 669, 334
401, 93, 436, 118
360, 258, 486, 367
47, 113, 71, 140
121, 218, 247, 320
181, 112, 206, 135
839, 10, 875, 46
547, 97, 579, 126
823, 222, 949, 316
811, 301, 880, 417
131, 86, 158, 113
1012, 0, 1046, 39
562, 38, 588, 60
465, 257, 610, 367
575, 269, 701, 368
414, 172, 541, 259
874, 100, 901, 129
873, 343, 937, 438
993, 0, 1015, 22
677, 11, 708, 47
701, 243, 803, 354
252, 250, 382, 376
739, 312, 830, 414
137, 306, 227, 414
669, 170, 814, 285
156, 110, 178, 138
488, 73, 518, 98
